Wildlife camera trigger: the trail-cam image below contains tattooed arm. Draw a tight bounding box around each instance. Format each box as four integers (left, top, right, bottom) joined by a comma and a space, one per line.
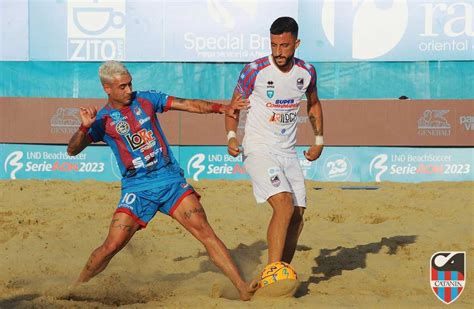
303, 84, 324, 161
169, 96, 248, 118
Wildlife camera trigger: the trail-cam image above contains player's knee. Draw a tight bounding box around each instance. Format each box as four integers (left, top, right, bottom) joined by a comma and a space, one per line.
101, 240, 123, 256
275, 203, 294, 219
193, 222, 216, 242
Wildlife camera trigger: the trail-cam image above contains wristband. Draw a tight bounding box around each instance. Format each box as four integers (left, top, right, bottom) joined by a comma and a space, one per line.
227, 130, 237, 141
315, 135, 324, 145
79, 124, 90, 134
211, 103, 223, 113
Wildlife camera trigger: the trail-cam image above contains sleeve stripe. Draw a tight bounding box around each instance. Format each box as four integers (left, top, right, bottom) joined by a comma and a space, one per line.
164, 96, 174, 112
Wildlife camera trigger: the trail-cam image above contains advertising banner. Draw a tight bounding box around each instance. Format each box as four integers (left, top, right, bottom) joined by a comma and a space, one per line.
299, 0, 474, 61
27, 0, 297, 62
2, 144, 472, 182
10, 0, 472, 62
2, 97, 472, 146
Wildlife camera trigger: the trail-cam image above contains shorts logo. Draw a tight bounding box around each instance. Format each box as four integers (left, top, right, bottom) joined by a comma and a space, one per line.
268, 167, 281, 187
115, 121, 130, 135
270, 175, 281, 187
430, 251, 466, 304
296, 78, 304, 90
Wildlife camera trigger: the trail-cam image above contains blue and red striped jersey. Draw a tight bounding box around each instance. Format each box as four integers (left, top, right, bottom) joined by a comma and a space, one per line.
87, 90, 183, 192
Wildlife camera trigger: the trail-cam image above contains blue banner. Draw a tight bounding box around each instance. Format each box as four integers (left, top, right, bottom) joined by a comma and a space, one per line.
7, 0, 471, 62
27, 0, 297, 62
1, 144, 120, 181
2, 144, 473, 182
299, 0, 474, 61
361, 147, 474, 182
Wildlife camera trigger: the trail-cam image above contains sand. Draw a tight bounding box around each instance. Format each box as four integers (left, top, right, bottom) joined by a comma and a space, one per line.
0, 179, 473, 308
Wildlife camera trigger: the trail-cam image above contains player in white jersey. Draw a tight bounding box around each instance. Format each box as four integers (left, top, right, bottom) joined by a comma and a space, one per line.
225, 17, 324, 265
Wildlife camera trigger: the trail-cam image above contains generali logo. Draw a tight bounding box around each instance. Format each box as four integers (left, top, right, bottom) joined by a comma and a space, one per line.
417, 109, 451, 137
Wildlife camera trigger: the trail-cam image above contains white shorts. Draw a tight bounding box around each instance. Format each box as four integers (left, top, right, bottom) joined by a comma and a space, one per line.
243, 152, 306, 207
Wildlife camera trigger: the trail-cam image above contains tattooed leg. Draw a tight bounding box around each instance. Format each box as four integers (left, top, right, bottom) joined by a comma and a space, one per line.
172, 194, 256, 301
76, 212, 140, 284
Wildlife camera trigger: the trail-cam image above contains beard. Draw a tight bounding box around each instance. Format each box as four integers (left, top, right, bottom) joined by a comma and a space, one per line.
273, 54, 294, 69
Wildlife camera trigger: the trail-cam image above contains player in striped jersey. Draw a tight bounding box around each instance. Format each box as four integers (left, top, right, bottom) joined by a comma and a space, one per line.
67, 61, 256, 300
226, 17, 324, 265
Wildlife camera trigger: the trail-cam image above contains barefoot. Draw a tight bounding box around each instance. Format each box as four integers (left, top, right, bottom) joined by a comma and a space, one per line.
238, 279, 259, 301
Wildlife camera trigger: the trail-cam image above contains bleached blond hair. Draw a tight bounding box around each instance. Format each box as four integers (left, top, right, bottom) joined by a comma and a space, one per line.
98, 60, 130, 84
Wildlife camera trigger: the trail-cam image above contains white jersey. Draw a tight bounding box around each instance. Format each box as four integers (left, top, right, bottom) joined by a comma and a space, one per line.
235, 55, 317, 157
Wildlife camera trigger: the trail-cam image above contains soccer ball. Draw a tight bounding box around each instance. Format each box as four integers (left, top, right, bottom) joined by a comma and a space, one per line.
258, 261, 298, 288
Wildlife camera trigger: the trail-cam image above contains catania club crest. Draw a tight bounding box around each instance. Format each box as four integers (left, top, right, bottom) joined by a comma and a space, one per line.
430, 252, 466, 304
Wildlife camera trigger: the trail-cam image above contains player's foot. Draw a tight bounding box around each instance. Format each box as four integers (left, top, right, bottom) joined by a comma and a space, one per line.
237, 279, 259, 301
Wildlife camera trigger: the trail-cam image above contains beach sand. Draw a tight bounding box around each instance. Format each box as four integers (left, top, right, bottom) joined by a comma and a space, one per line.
0, 179, 473, 308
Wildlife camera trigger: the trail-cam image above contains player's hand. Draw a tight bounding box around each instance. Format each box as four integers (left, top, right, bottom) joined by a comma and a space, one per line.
79, 106, 97, 128
304, 145, 323, 161
227, 137, 241, 157
224, 93, 249, 119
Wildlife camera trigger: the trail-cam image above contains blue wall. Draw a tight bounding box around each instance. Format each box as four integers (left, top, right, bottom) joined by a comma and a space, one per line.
1, 61, 473, 100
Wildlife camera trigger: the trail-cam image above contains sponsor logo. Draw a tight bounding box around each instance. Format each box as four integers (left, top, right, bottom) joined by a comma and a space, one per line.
50, 107, 81, 134
266, 99, 299, 109
134, 107, 142, 116
418, 110, 451, 136
323, 154, 352, 181
3, 150, 104, 179
460, 115, 474, 131
187, 153, 206, 181
109, 111, 127, 125
369, 154, 389, 182
321, 0, 472, 60
115, 121, 130, 135
296, 77, 304, 90
67, 0, 126, 60
187, 152, 246, 181
138, 116, 150, 125
125, 129, 155, 151
430, 252, 466, 304
321, 0, 408, 59
4, 151, 24, 179
269, 112, 298, 124
132, 157, 144, 169
418, 1, 473, 54
368, 152, 468, 181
